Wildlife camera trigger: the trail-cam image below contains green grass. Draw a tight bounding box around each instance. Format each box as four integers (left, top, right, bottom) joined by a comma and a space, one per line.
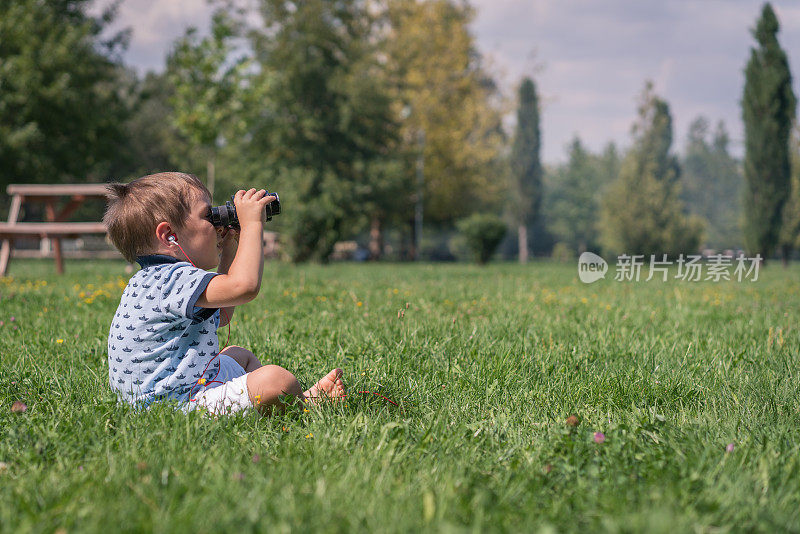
1, 259, 798, 532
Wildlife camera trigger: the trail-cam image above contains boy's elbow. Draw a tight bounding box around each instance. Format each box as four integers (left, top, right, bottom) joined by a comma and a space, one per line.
208, 274, 260, 306
236, 279, 261, 302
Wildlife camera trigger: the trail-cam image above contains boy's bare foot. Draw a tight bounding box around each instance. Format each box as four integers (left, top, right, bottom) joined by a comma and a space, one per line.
304, 368, 345, 404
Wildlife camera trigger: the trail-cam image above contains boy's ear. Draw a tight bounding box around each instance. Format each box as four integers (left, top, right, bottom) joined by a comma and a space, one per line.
155, 222, 177, 248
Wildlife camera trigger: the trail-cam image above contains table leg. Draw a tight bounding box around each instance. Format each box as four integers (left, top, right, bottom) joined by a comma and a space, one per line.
53, 238, 64, 274
1, 194, 23, 277
44, 200, 65, 274
0, 237, 13, 276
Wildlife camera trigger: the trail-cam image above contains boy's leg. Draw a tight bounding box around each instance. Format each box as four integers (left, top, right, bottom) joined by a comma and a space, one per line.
246, 365, 305, 415
246, 366, 345, 415
220, 345, 262, 372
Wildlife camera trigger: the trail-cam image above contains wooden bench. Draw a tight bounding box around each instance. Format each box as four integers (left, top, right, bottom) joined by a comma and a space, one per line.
0, 184, 111, 276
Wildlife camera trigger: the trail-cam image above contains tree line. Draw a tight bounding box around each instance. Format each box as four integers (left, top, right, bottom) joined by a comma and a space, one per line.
510, 3, 798, 264
1, 1, 798, 263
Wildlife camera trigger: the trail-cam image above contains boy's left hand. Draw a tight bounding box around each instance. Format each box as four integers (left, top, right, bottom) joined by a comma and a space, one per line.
219, 226, 239, 262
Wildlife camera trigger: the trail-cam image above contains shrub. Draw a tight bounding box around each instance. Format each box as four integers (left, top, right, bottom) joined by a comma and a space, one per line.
551, 242, 574, 262
456, 214, 507, 264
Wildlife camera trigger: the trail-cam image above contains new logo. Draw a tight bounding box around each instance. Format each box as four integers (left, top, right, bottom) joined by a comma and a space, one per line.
578, 252, 607, 283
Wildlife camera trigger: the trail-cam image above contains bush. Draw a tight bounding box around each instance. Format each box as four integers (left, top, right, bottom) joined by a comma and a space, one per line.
551, 242, 574, 262
455, 214, 507, 264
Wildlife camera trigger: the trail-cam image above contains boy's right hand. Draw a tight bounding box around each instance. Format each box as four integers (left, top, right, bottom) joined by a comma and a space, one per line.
233, 189, 278, 229
198, 189, 274, 309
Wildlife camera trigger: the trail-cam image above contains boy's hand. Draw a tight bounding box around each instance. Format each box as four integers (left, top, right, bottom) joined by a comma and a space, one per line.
218, 226, 239, 265
198, 189, 272, 308
233, 189, 277, 229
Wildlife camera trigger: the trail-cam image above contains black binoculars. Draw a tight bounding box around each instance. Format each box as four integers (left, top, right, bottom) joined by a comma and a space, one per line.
206, 190, 281, 229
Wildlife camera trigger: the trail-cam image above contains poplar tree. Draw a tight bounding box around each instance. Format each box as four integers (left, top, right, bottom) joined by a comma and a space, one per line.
742, 3, 796, 259
510, 77, 542, 263
779, 125, 800, 262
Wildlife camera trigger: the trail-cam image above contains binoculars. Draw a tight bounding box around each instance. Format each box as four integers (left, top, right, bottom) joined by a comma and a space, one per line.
206, 190, 281, 229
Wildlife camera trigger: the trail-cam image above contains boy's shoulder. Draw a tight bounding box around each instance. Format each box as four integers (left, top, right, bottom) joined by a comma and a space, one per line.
124, 255, 219, 321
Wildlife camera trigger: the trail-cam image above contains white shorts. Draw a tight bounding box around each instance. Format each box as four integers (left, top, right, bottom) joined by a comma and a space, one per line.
192, 354, 252, 415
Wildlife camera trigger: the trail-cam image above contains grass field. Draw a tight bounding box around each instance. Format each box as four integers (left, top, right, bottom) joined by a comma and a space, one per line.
1, 259, 798, 532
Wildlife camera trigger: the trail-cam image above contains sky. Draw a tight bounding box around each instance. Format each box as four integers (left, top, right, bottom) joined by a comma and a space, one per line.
94, 0, 800, 164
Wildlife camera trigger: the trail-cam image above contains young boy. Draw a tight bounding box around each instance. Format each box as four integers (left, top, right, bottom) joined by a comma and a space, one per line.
103, 172, 344, 415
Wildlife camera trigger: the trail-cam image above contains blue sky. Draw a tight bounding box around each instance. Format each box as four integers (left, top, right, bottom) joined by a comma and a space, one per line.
96, 0, 800, 164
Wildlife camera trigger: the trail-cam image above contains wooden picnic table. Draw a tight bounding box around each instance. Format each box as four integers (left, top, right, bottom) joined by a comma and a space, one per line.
0, 183, 110, 276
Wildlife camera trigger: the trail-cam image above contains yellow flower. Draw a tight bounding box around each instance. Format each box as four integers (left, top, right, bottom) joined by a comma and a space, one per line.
56, 339, 64, 344
305, 433, 313, 438
357, 301, 363, 307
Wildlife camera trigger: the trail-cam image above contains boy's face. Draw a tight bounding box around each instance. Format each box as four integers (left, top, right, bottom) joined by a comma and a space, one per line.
175, 191, 223, 270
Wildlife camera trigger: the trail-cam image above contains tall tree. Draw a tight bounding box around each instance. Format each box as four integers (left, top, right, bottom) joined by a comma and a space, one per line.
742, 3, 796, 260
166, 8, 250, 199
546, 137, 613, 254
681, 118, 743, 250
510, 77, 542, 263
600, 82, 703, 256
248, 0, 395, 262
384, 0, 506, 229
779, 125, 800, 263
114, 71, 189, 178
0, 0, 128, 198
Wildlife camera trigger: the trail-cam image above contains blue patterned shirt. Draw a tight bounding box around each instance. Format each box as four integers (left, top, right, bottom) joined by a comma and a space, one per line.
107, 255, 221, 408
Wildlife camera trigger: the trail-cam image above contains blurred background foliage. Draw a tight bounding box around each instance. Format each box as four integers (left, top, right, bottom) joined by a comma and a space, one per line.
1, 0, 799, 263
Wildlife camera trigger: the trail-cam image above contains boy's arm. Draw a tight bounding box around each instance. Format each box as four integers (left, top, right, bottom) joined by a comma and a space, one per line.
196, 189, 272, 308
216, 228, 238, 326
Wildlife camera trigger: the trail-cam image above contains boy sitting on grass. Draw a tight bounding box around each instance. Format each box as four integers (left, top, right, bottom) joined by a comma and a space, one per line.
103, 172, 344, 415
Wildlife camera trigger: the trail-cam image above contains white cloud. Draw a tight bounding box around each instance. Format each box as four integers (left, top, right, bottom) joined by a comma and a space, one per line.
93, 0, 215, 72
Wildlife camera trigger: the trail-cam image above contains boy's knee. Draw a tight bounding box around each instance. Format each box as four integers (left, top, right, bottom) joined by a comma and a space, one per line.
247, 364, 302, 403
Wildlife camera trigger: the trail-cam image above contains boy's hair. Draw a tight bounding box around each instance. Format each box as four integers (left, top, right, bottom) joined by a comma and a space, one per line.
104, 172, 211, 263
